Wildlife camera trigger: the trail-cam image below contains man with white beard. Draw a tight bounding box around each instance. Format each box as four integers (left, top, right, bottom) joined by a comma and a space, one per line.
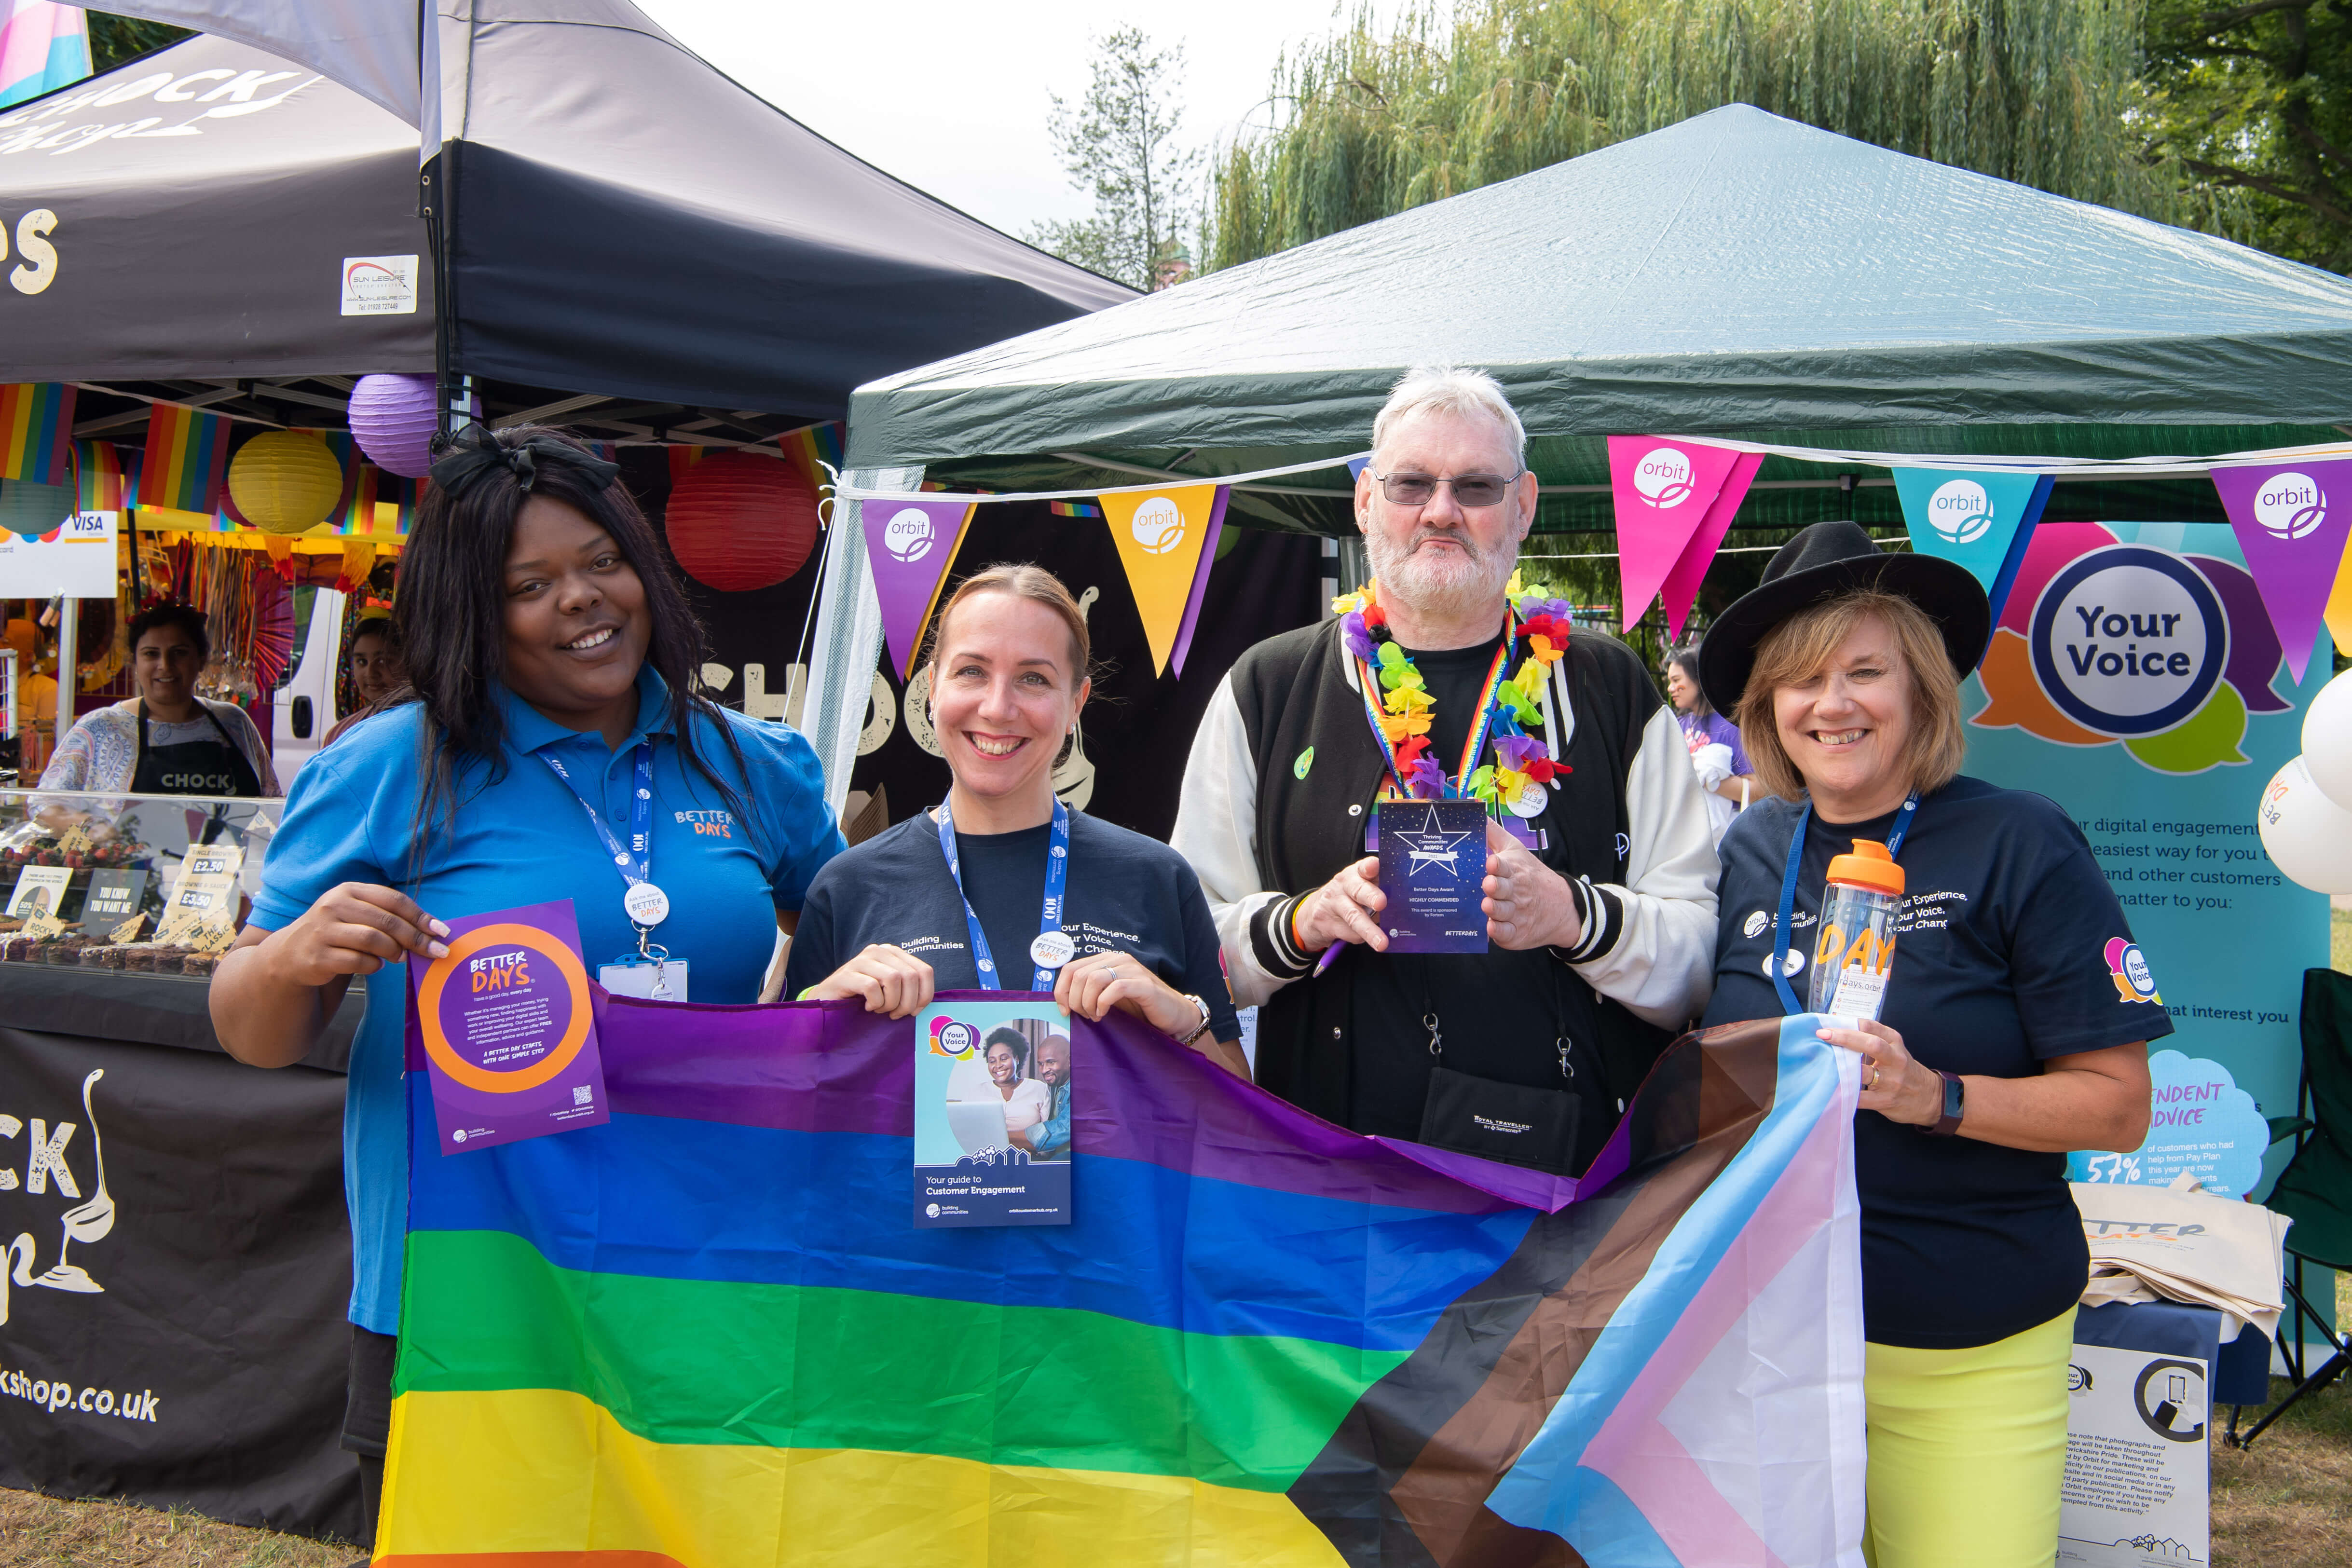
1173, 367, 1718, 1173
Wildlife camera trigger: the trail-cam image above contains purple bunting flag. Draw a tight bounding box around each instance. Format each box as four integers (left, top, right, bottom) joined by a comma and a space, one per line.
2209, 459, 2352, 682
864, 496, 975, 680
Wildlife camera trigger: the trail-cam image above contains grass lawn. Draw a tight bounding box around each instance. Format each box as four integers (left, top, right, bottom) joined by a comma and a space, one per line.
0, 1490, 348, 1568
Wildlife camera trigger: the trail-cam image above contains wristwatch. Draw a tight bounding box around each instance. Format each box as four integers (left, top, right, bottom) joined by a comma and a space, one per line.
1925, 1070, 1965, 1137
1175, 994, 1213, 1047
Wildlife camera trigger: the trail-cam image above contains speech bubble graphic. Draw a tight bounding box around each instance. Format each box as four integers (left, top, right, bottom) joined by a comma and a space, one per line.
1996, 523, 2123, 637
1970, 628, 2109, 744
2186, 553, 2290, 715
2122, 678, 2248, 774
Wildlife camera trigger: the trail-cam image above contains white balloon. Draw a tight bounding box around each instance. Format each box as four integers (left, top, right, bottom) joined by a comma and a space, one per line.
2257, 755, 2352, 894
2303, 668, 2352, 811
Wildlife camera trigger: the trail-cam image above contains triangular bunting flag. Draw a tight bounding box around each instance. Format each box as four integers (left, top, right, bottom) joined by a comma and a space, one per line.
1100, 483, 1223, 675
1657, 451, 1762, 644
863, 497, 974, 680
2325, 533, 2352, 657
1164, 487, 1230, 679
1609, 438, 1747, 632
2209, 458, 2352, 682
1891, 468, 2054, 625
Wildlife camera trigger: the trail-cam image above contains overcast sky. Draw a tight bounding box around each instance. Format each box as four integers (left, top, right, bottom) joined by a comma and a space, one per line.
636, 0, 1370, 239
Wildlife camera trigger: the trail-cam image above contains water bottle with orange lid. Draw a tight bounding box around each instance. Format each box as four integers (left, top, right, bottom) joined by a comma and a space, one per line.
1808, 839, 1904, 1020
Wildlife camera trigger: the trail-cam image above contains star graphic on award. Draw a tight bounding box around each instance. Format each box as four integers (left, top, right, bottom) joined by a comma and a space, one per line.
1394, 803, 1473, 879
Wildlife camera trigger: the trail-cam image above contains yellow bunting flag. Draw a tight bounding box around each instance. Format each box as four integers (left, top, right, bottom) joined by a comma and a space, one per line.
1098, 484, 1222, 676
2326, 535, 2352, 656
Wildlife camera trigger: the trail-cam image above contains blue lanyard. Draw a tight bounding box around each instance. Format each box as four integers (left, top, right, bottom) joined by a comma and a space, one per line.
540, 741, 656, 909
936, 796, 1070, 992
1772, 791, 1918, 1016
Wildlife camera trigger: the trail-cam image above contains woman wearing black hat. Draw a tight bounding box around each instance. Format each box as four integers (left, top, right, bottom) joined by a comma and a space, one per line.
1696, 521, 2165, 1568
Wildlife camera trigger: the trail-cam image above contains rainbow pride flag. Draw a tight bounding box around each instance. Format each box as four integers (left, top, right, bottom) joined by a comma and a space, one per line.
1049, 498, 1102, 518
0, 1, 88, 111
71, 437, 128, 511
778, 420, 841, 500
0, 382, 73, 484
383, 1002, 1865, 1566
137, 403, 231, 518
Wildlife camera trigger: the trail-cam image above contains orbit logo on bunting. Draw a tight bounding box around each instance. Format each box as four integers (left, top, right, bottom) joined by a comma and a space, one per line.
1127, 495, 1186, 555
881, 506, 935, 563
1926, 478, 1995, 544
2250, 472, 2325, 541
1630, 448, 1696, 509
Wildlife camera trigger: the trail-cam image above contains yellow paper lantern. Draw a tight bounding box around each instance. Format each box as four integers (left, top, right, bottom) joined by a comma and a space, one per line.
227, 431, 345, 535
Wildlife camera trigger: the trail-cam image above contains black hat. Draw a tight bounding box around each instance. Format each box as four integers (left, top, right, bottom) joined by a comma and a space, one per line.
1696, 521, 1990, 715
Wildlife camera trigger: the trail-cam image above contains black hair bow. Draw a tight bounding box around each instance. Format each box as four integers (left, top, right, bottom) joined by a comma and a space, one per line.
427, 424, 621, 498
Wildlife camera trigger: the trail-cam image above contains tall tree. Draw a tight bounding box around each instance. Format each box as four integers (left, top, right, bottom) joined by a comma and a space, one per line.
1028, 27, 1203, 290
1207, 0, 2198, 271
2140, 0, 2351, 271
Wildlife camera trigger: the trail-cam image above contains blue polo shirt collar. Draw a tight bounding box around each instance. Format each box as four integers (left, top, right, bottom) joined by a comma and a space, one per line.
495, 666, 676, 757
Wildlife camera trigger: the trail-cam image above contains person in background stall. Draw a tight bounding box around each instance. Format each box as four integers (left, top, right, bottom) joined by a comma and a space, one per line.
39, 602, 278, 798
322, 614, 408, 747
785, 564, 1244, 1077
1697, 522, 2159, 1568
6, 618, 58, 777
208, 424, 844, 1550
1664, 643, 1753, 842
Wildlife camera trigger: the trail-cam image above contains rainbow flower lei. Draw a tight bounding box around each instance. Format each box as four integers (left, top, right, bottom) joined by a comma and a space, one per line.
1333, 571, 1573, 809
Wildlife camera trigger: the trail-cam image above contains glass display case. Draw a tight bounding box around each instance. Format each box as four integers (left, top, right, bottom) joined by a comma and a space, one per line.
0, 787, 279, 981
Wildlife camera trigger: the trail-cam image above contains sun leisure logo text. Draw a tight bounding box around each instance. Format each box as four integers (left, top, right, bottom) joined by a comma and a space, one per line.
1631, 448, 1696, 508
2250, 471, 2326, 541
1926, 478, 1995, 545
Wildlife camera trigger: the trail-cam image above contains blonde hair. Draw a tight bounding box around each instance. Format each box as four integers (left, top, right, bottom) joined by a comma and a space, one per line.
1736, 590, 1965, 804
1372, 365, 1527, 469
923, 563, 1092, 687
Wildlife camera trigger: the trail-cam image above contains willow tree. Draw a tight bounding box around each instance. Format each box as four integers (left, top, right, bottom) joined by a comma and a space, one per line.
1206, 0, 2202, 270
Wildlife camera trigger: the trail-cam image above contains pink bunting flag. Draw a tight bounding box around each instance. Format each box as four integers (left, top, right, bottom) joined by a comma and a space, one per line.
1656, 451, 1762, 643
2209, 458, 2352, 682
863, 497, 975, 680
1608, 438, 1749, 633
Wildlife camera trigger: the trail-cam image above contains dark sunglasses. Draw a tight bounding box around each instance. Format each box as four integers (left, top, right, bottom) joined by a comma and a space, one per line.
1370, 469, 1523, 508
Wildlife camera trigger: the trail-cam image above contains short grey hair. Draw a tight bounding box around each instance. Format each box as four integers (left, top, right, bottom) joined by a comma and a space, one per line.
1370, 365, 1528, 470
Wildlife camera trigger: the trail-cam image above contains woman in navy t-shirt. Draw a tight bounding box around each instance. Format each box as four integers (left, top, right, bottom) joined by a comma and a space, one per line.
1696, 523, 2167, 1568
786, 564, 1243, 1075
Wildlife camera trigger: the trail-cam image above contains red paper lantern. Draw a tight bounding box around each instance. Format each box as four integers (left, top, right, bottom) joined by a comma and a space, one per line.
664, 451, 821, 593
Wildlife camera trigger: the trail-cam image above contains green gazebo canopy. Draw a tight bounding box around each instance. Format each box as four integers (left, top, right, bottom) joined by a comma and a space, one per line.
846, 105, 2352, 534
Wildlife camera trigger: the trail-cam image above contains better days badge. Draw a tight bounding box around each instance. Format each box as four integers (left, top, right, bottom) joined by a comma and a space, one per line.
409, 899, 608, 1155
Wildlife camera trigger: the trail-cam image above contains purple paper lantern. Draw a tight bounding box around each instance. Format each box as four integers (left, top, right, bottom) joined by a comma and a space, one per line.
348, 373, 439, 478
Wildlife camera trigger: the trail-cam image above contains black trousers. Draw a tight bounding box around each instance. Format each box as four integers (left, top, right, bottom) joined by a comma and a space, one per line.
344, 1326, 397, 1548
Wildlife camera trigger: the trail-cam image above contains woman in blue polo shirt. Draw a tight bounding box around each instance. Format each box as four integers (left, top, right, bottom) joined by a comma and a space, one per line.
209, 425, 842, 1544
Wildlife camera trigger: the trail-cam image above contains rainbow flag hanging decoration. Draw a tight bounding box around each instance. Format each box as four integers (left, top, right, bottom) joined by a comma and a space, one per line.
382, 1001, 1866, 1566
0, 382, 74, 485
72, 438, 128, 512
137, 404, 232, 521
1049, 498, 1102, 518
0, 1, 90, 111
778, 421, 841, 504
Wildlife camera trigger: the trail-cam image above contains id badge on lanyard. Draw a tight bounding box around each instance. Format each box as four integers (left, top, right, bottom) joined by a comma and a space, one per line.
936, 796, 1072, 991
542, 743, 688, 1002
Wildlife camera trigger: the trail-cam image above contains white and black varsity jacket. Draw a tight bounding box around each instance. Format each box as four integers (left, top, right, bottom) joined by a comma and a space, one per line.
1172, 614, 1721, 1127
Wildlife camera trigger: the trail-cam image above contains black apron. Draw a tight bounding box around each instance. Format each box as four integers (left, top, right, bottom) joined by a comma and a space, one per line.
131, 699, 265, 798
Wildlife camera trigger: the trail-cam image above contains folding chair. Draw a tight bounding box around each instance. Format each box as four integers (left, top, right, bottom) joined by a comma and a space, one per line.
2229, 966, 2352, 1448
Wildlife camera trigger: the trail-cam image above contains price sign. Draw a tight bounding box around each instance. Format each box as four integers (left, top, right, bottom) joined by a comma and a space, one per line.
161, 844, 242, 943
109, 911, 149, 944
